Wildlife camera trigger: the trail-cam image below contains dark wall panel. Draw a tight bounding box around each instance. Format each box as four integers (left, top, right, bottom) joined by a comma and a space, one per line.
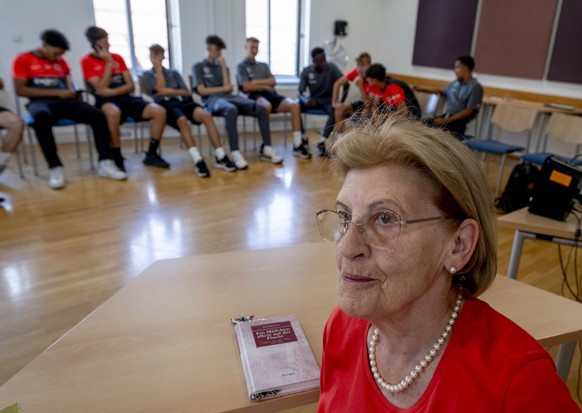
412, 0, 479, 70
474, 0, 558, 79
547, 0, 582, 84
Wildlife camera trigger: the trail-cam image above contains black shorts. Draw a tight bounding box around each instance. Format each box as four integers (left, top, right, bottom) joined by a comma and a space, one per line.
159, 97, 203, 130
0, 105, 9, 113
248, 90, 286, 113
350, 100, 365, 113
95, 95, 149, 123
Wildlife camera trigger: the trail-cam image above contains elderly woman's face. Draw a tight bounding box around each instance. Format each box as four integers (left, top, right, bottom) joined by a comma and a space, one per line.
335, 164, 455, 321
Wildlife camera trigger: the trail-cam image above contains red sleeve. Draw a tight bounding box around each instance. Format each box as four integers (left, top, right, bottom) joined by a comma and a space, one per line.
504, 358, 579, 412
345, 68, 358, 82
12, 53, 30, 79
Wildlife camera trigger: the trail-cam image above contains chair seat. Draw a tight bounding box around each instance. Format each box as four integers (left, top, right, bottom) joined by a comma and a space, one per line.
521, 152, 552, 166
22, 114, 78, 128
465, 139, 524, 155
303, 108, 329, 116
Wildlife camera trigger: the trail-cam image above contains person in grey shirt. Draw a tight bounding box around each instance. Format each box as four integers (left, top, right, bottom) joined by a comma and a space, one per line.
192, 35, 282, 170
237, 37, 311, 160
142, 44, 236, 177
414, 56, 483, 137
298, 47, 343, 156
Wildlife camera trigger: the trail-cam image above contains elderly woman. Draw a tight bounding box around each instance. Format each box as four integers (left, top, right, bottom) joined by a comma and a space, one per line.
315, 116, 578, 411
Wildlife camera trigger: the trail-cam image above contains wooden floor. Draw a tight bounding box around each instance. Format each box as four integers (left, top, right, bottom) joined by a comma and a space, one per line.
0, 131, 580, 409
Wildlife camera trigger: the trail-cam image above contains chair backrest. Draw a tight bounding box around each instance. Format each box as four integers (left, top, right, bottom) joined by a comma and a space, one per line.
545, 113, 582, 145
491, 104, 537, 133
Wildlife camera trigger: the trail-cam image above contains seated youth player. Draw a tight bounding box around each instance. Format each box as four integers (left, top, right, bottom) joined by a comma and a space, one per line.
298, 47, 343, 157
142, 44, 236, 177
237, 37, 311, 159
413, 56, 483, 136
331, 52, 372, 136
81, 26, 169, 171
12, 29, 127, 189
365, 64, 408, 116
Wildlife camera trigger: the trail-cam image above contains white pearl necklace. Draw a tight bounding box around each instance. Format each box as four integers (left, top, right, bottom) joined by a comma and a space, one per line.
368, 293, 464, 393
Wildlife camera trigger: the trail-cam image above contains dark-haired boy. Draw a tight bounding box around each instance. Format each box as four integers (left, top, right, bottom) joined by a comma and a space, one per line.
414, 56, 483, 136
298, 47, 342, 156
12, 29, 127, 189
192, 35, 282, 170
81, 26, 169, 171
364, 64, 421, 119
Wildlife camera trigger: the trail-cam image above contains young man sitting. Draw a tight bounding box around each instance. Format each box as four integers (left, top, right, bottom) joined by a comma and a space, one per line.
81, 26, 169, 171
142, 44, 236, 177
413, 56, 483, 136
298, 47, 343, 157
364, 64, 408, 116
192, 35, 282, 170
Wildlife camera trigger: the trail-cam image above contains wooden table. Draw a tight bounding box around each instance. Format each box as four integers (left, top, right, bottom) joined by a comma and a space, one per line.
1, 242, 582, 412
497, 207, 580, 280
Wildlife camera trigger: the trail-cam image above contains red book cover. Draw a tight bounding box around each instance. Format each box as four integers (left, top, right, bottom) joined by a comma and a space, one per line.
234, 315, 320, 401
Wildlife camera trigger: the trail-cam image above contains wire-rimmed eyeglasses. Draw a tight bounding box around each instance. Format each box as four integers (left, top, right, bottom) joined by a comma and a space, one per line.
315, 209, 451, 248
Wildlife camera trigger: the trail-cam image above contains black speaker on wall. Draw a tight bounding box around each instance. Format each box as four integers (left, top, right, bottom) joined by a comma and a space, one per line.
334, 20, 348, 36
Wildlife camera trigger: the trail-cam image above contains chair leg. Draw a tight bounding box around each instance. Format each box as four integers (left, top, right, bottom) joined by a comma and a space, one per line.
283, 113, 288, 148
496, 154, 508, 198
15, 145, 24, 179
26, 126, 38, 176
85, 125, 95, 170
73, 125, 81, 160
253, 118, 257, 151
242, 117, 247, 152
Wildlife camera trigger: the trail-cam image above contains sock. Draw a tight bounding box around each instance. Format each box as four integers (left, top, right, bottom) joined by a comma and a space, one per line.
188, 146, 202, 163
293, 131, 302, 147
215, 147, 226, 159
0, 152, 10, 166
111, 147, 122, 160
147, 138, 160, 155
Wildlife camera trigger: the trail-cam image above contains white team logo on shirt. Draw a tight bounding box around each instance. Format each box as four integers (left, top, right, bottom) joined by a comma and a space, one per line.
54, 64, 61, 71
308, 73, 315, 80
203, 67, 210, 74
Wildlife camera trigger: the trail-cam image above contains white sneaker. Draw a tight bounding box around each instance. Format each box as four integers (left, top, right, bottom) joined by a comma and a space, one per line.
49, 166, 65, 189
98, 159, 127, 181
230, 150, 248, 170
260, 144, 283, 164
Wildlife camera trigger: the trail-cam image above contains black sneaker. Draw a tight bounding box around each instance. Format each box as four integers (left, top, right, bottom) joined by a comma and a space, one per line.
143, 152, 170, 169
293, 143, 312, 159
215, 155, 237, 172
317, 141, 328, 157
302, 135, 309, 146
195, 159, 211, 178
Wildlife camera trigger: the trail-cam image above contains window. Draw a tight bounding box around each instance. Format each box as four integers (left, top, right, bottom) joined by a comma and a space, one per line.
245, 0, 301, 79
92, 0, 170, 73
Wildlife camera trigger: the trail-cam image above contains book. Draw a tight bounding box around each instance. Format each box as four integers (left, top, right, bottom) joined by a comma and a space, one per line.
233, 315, 320, 401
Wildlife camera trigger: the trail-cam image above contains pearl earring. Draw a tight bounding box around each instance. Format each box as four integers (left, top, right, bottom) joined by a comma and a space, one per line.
449, 266, 457, 274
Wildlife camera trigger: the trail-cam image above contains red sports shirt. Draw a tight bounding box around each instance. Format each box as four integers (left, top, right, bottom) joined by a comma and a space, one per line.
345, 67, 372, 93
81, 53, 128, 90
368, 83, 405, 107
12, 51, 70, 90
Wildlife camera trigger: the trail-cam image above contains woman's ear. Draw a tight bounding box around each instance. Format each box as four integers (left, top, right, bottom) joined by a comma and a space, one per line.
448, 218, 479, 272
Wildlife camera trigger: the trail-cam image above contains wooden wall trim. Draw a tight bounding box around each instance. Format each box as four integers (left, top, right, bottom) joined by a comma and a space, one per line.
389, 73, 582, 108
